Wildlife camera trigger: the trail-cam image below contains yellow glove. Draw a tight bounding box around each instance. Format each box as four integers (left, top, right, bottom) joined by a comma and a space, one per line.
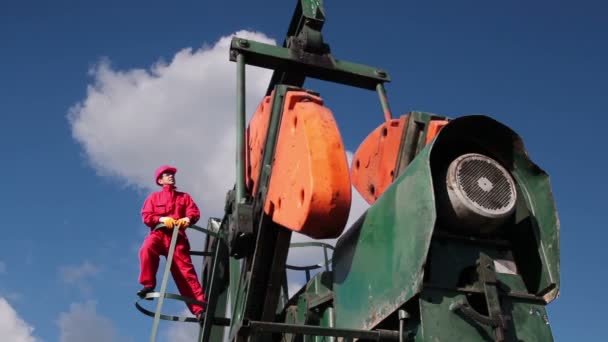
160, 217, 177, 229
176, 217, 191, 229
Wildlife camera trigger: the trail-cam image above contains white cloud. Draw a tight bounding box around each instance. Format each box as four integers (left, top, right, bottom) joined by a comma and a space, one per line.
59, 261, 100, 283
68, 31, 273, 341
0, 297, 40, 342
68, 27, 371, 231
58, 261, 100, 295
58, 301, 129, 342
68, 30, 276, 220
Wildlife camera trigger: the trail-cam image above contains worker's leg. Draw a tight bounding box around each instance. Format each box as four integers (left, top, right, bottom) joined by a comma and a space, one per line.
170, 233, 206, 315
139, 231, 166, 289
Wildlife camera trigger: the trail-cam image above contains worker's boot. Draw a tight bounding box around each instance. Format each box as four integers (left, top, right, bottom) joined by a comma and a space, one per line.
137, 287, 154, 300
196, 311, 205, 325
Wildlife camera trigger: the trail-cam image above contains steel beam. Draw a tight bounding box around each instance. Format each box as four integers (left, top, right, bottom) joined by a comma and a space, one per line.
229, 38, 389, 91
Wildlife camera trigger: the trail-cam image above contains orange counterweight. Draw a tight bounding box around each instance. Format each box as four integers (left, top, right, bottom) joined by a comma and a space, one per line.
351, 115, 449, 205
245, 93, 274, 195
246, 91, 351, 239
350, 116, 408, 205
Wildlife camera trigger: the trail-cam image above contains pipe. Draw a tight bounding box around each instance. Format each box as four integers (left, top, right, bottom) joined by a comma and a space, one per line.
376, 83, 392, 122
236, 53, 246, 203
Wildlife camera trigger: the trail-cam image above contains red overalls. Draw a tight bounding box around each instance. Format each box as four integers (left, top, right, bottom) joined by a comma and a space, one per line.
139, 185, 206, 315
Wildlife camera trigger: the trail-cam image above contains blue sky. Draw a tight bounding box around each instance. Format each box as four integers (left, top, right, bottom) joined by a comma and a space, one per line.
1, 0, 606, 341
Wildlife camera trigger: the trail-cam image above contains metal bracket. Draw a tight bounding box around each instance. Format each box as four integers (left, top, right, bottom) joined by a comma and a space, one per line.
449, 253, 511, 342
287, 24, 329, 54
226, 188, 256, 259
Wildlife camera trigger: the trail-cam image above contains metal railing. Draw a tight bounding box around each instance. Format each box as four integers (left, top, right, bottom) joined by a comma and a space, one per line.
135, 220, 222, 342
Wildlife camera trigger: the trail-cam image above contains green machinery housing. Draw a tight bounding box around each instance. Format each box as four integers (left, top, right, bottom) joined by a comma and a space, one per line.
137, 1, 560, 341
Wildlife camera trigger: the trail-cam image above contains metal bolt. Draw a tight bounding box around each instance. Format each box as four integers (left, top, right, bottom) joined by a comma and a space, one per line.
375, 70, 387, 78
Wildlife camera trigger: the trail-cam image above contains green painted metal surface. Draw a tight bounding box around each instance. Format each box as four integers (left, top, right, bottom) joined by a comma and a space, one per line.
426, 238, 529, 295
235, 53, 247, 203
305, 272, 336, 342
376, 83, 393, 121
229, 257, 242, 321
395, 111, 448, 177
300, 0, 323, 19
332, 142, 437, 331
511, 149, 560, 301
330, 114, 560, 340
205, 287, 228, 342
229, 38, 390, 91
282, 271, 337, 341
420, 290, 554, 341
314, 307, 335, 342
228, 252, 248, 340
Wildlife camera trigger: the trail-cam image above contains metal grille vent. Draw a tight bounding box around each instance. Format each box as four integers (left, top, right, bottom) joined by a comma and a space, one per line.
452, 154, 516, 216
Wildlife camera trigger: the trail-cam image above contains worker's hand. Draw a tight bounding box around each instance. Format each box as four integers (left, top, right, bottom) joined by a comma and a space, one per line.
176, 217, 190, 229
159, 217, 177, 229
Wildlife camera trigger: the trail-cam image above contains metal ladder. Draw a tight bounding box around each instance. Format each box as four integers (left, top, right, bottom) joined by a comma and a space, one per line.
135, 217, 231, 342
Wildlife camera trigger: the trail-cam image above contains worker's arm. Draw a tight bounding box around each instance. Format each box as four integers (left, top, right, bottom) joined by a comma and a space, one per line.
141, 196, 161, 228
184, 194, 201, 225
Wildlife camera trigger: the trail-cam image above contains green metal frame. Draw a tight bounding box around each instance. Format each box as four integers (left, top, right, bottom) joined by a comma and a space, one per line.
224, 1, 398, 340
394, 111, 449, 178
228, 84, 294, 342
236, 53, 247, 204
229, 38, 390, 91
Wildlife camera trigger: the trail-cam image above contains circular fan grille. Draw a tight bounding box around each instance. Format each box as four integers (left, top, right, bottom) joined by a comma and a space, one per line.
455, 155, 516, 215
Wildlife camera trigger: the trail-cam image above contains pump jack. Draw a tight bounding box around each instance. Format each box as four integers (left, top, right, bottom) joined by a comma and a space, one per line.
137, 1, 560, 341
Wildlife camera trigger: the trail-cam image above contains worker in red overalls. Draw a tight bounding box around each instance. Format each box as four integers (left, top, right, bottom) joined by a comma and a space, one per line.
137, 165, 206, 321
